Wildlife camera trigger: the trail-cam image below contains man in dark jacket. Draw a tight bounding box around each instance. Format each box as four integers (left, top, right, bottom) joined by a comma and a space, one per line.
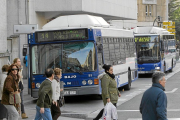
35, 68, 54, 120
140, 71, 167, 120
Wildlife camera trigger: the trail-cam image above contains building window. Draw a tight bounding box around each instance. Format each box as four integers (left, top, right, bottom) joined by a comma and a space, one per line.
146, 5, 148, 16
149, 5, 152, 16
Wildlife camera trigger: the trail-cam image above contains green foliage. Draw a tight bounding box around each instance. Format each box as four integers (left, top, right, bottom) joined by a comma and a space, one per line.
168, 0, 180, 40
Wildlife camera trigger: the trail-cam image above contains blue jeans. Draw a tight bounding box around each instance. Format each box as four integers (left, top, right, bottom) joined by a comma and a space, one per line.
34, 106, 52, 120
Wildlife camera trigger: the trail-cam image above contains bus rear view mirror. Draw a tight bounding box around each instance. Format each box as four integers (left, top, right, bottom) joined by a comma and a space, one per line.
22, 48, 27, 56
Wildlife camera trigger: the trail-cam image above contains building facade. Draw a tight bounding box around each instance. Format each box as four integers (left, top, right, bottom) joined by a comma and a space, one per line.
137, 0, 169, 27
2, 0, 137, 78
0, 0, 9, 73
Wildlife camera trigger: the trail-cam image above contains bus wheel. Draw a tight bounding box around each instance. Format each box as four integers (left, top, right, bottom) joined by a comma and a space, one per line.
124, 70, 131, 90
169, 60, 173, 72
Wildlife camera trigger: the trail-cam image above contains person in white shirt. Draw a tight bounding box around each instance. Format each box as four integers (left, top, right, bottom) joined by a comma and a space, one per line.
51, 68, 63, 120
0, 65, 9, 120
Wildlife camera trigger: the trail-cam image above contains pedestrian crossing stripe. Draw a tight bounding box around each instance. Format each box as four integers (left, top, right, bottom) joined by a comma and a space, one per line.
127, 118, 180, 120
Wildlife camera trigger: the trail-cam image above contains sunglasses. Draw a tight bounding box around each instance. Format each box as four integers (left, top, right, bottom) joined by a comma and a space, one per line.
11, 68, 18, 71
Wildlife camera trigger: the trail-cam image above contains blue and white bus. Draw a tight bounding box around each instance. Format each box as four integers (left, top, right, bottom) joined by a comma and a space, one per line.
133, 27, 176, 74
27, 15, 138, 98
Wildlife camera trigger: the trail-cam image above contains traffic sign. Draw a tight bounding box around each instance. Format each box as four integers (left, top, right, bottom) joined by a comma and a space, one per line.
172, 22, 175, 26
170, 33, 176, 35
163, 26, 167, 29
163, 22, 171, 25
168, 29, 176, 32
167, 26, 175, 28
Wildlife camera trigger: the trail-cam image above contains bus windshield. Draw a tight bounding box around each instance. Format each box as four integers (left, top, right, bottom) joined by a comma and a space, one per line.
168, 40, 176, 46
31, 42, 96, 74
135, 35, 160, 64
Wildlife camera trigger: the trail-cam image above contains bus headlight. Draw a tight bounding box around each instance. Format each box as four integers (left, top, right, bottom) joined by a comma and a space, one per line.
36, 83, 41, 88
82, 80, 86, 85
88, 80, 93, 85
155, 67, 160, 70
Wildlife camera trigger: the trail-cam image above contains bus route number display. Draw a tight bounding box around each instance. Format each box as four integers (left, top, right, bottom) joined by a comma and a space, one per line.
36, 29, 88, 42
135, 37, 150, 42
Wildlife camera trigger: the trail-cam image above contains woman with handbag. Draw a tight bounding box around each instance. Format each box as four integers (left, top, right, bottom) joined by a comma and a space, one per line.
93, 64, 121, 120
1, 64, 20, 120
51, 68, 63, 120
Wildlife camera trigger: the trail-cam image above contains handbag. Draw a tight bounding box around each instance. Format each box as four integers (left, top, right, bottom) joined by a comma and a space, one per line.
9, 93, 21, 104
19, 81, 24, 91
9, 78, 21, 104
58, 96, 65, 107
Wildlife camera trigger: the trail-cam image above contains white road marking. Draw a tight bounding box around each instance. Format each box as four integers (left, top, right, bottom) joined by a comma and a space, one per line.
128, 118, 180, 120
117, 109, 180, 112
165, 88, 178, 93
118, 99, 127, 101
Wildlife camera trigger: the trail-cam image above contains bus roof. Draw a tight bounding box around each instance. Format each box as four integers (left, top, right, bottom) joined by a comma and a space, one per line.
134, 34, 159, 36
132, 27, 171, 35
35, 14, 134, 38
97, 28, 134, 37
42, 14, 110, 30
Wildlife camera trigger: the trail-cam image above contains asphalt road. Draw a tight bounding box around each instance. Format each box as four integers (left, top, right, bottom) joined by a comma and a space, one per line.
19, 62, 180, 120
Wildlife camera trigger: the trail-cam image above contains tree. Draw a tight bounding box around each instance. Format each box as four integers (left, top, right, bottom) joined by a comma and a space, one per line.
168, 0, 180, 41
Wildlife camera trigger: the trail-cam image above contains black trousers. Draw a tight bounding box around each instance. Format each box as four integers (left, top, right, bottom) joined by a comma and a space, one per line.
94, 103, 117, 120
0, 100, 8, 119
51, 101, 61, 120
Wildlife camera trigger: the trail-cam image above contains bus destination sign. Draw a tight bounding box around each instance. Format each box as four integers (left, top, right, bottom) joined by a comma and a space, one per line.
135, 37, 151, 42
36, 29, 88, 42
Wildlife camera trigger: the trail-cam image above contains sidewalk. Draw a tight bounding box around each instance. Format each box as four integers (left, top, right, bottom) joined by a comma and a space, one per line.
22, 79, 84, 120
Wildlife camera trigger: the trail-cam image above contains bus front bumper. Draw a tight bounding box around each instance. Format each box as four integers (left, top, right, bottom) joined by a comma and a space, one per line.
31, 85, 100, 98
63, 85, 100, 96
138, 70, 155, 74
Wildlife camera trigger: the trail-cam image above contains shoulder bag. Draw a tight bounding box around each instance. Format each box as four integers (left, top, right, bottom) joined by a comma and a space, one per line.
9, 79, 21, 104
9, 93, 21, 104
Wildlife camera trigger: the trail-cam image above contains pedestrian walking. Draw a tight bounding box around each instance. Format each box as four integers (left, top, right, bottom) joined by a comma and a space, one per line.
0, 65, 9, 120
51, 68, 63, 120
1, 64, 20, 120
93, 64, 121, 120
34, 68, 54, 120
13, 58, 28, 119
140, 71, 167, 120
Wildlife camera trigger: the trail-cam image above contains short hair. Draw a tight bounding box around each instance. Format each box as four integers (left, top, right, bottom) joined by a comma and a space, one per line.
152, 72, 165, 83
7, 64, 19, 75
54, 68, 62, 75
13, 58, 20, 64
2, 65, 9, 72
45, 68, 54, 78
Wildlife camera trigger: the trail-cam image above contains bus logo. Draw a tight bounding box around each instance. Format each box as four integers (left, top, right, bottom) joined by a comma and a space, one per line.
64, 75, 76, 79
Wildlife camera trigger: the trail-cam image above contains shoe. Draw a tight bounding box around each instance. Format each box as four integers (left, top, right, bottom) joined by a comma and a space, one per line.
21, 113, 28, 119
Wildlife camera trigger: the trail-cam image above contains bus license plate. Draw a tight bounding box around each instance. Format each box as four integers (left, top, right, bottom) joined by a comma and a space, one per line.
64, 91, 76, 95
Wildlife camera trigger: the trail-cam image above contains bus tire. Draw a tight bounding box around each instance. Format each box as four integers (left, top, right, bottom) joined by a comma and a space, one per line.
124, 70, 131, 90
169, 60, 173, 72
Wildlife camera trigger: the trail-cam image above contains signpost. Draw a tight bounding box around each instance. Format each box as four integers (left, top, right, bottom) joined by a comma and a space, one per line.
162, 21, 176, 36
